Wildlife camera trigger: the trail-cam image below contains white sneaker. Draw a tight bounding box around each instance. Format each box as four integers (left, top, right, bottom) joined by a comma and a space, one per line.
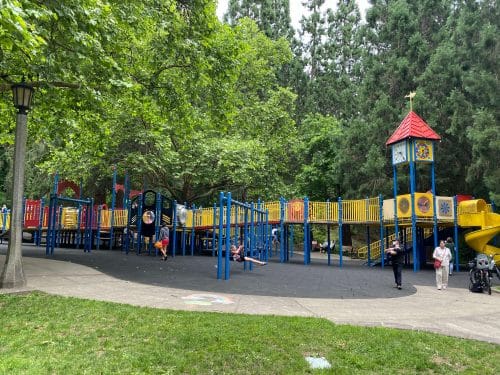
443, 285, 447, 290
437, 286, 441, 290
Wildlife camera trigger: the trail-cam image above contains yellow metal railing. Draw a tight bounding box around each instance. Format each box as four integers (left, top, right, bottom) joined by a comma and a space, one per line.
113, 209, 128, 227
98, 209, 129, 229
61, 208, 79, 228
11, 195, 461, 233
285, 197, 381, 224
356, 228, 433, 260
0, 212, 11, 231
263, 202, 280, 222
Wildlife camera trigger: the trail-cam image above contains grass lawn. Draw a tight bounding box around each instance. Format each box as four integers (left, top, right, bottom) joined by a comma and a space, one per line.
1, 292, 499, 374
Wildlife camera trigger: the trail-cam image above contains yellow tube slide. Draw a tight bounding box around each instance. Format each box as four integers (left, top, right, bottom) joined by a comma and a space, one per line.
458, 199, 500, 264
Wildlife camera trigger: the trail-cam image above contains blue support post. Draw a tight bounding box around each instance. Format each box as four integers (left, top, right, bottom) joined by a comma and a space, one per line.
75, 204, 82, 249
265, 210, 269, 262
338, 197, 343, 268
225, 193, 232, 280
379, 194, 385, 268
243, 205, 249, 272
409, 154, 418, 272
45, 195, 54, 255
366, 196, 371, 266
49, 195, 57, 254
191, 204, 196, 256
109, 166, 117, 250
136, 194, 143, 255
124, 199, 132, 254
181, 224, 186, 256
36, 198, 45, 247
52, 172, 59, 195
257, 199, 261, 260
303, 197, 308, 265
56, 205, 63, 248
217, 192, 224, 280
212, 202, 217, 257
181, 201, 187, 256
123, 172, 130, 209
431, 161, 438, 249
172, 200, 177, 257
453, 195, 459, 272
234, 205, 239, 246
154, 193, 162, 257
86, 199, 94, 252
249, 202, 255, 271
326, 199, 331, 266
393, 165, 399, 236
96, 205, 102, 250
279, 197, 285, 263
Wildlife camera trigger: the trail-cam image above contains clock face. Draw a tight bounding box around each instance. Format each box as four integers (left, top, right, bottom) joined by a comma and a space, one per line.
392, 141, 407, 165
415, 140, 433, 161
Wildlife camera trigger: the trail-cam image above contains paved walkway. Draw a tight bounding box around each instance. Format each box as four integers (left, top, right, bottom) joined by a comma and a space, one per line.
1, 244, 499, 344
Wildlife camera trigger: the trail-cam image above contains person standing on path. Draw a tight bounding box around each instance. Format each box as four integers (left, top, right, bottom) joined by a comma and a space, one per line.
385, 239, 404, 289
433, 240, 452, 290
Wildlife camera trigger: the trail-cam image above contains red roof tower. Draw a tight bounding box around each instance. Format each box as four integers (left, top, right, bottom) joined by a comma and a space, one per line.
386, 111, 441, 146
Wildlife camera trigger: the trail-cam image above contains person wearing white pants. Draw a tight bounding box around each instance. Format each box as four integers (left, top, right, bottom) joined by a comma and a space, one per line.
433, 240, 452, 290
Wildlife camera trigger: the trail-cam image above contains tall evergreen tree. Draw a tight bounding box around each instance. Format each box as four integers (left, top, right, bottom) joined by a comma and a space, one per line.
296, 0, 328, 115
224, 0, 293, 40
418, 0, 499, 201
347, 0, 453, 197
318, 0, 363, 120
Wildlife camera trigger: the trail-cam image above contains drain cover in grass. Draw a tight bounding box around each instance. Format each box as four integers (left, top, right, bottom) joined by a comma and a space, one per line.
305, 356, 331, 369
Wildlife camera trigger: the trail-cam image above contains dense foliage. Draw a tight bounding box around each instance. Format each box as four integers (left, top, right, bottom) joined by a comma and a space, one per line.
0, 0, 498, 206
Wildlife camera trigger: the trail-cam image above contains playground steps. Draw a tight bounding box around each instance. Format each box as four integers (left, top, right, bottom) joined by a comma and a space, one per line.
356, 228, 433, 261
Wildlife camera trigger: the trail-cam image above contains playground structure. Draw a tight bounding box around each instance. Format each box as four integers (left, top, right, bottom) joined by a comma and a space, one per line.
0, 108, 498, 280
0, 189, 497, 269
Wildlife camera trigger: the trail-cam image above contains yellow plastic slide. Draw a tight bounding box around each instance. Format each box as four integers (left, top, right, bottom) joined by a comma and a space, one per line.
458, 199, 500, 264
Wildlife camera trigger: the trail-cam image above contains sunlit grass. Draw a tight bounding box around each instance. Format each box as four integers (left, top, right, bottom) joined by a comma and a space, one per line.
1, 292, 498, 374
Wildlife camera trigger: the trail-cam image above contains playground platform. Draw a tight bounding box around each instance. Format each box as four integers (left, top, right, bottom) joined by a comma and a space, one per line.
1, 243, 499, 345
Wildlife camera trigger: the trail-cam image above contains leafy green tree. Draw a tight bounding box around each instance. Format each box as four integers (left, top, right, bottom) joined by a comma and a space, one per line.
295, 113, 344, 199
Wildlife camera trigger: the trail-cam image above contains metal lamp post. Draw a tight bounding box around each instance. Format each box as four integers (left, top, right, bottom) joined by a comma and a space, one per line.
0, 81, 34, 288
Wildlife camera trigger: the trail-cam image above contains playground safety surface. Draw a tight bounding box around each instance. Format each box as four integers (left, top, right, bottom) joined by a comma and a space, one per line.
1, 244, 499, 344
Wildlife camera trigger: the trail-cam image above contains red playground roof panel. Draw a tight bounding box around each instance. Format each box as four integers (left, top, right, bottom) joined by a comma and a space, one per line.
386, 111, 441, 146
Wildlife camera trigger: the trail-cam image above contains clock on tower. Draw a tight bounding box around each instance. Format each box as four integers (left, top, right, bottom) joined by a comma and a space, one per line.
392, 141, 407, 165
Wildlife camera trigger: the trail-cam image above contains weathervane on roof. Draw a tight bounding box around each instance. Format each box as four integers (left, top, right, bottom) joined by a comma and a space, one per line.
405, 91, 416, 111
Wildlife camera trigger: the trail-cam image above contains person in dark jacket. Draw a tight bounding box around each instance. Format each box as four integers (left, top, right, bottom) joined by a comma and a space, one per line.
385, 239, 404, 289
